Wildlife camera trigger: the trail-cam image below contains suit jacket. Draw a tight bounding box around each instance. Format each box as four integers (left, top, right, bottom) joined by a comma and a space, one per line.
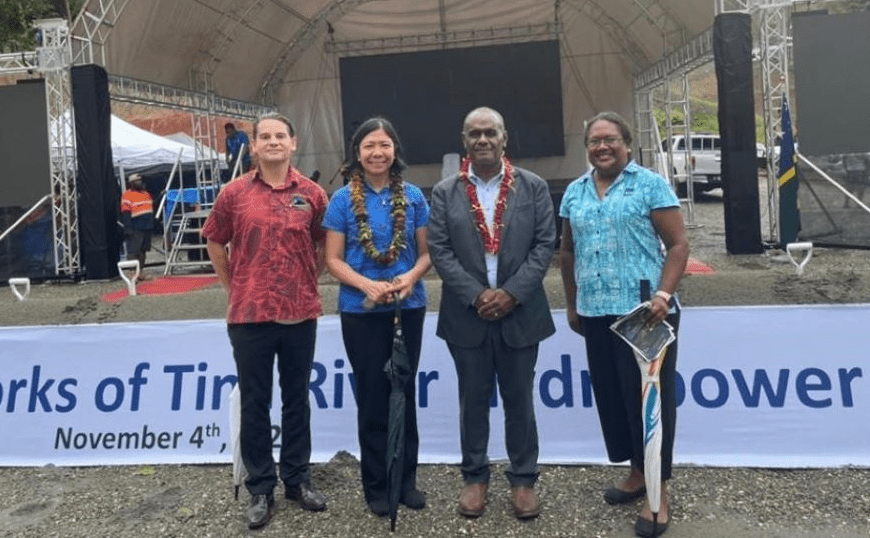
428, 166, 556, 349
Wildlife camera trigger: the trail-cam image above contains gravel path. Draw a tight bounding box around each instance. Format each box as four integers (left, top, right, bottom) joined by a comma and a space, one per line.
2, 457, 869, 537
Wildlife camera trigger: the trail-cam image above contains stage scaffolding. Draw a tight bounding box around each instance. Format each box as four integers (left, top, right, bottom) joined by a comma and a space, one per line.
633, 0, 793, 242
2, 0, 822, 275
0, 0, 273, 279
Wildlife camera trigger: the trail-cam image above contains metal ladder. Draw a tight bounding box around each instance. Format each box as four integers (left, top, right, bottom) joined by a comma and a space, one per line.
163, 205, 213, 275
162, 180, 220, 275
163, 106, 224, 275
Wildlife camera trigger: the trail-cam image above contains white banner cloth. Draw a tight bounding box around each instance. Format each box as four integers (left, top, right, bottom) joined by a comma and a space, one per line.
1, 305, 868, 468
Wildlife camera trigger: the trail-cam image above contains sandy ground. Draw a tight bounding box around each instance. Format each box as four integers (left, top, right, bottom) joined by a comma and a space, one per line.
2, 185, 870, 537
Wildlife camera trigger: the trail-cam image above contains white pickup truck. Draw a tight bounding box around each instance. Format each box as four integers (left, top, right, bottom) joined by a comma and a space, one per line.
662, 133, 722, 196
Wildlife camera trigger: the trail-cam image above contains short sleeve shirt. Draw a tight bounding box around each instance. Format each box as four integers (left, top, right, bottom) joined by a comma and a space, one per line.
322, 181, 429, 313
226, 131, 251, 166
559, 161, 679, 316
201, 168, 327, 324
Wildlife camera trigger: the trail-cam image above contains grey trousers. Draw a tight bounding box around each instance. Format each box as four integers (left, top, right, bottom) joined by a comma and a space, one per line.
447, 323, 540, 487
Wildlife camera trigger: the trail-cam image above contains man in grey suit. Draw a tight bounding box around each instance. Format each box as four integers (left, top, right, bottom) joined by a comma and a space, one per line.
428, 107, 556, 520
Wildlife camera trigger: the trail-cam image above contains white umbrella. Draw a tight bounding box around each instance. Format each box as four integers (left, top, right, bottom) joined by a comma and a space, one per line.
610, 301, 675, 528
229, 384, 248, 499
634, 346, 666, 527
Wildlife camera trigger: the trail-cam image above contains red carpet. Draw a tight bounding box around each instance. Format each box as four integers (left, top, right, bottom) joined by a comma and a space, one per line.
102, 275, 219, 302
685, 257, 715, 275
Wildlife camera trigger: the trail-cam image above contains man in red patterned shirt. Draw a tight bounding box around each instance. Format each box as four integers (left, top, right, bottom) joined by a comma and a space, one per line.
203, 113, 328, 529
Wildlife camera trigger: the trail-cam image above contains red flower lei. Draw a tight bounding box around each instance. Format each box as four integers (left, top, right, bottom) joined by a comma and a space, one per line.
349, 168, 408, 265
459, 155, 514, 254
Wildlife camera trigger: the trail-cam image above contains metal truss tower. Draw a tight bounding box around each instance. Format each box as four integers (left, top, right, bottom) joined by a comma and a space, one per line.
70, 0, 131, 66
757, 3, 791, 242
188, 70, 222, 204
35, 18, 80, 276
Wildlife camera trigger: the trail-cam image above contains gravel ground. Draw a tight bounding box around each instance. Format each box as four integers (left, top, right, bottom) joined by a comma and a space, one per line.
2, 185, 870, 537
2, 457, 870, 538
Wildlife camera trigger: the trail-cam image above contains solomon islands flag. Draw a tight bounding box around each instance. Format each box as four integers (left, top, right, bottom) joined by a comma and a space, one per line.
778, 95, 799, 245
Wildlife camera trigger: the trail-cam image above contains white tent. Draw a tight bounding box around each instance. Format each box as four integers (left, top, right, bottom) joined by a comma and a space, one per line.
163, 131, 199, 148
164, 131, 223, 159
111, 115, 210, 173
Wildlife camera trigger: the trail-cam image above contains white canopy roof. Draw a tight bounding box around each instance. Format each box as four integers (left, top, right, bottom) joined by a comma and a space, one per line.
111, 115, 202, 171
86, 0, 718, 187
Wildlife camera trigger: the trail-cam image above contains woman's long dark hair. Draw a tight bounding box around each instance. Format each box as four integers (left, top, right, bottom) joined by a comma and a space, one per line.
342, 117, 407, 178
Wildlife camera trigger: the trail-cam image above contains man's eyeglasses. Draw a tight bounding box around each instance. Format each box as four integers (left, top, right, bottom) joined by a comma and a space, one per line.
586, 136, 623, 148
463, 129, 502, 140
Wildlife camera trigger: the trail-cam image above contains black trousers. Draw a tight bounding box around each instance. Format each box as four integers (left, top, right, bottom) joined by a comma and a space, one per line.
227, 320, 316, 496
340, 307, 425, 503
581, 310, 680, 480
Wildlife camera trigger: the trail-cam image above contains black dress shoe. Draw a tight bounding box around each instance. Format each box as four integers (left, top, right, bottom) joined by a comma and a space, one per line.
634, 515, 669, 537
603, 485, 646, 505
400, 489, 426, 510
245, 493, 274, 529
367, 498, 389, 517
285, 481, 327, 511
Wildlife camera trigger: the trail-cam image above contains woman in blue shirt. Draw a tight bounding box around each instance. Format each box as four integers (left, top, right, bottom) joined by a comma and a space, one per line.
559, 112, 689, 537
323, 117, 431, 516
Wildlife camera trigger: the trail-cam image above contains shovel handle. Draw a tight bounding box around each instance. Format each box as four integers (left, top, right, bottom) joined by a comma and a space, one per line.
393, 292, 402, 327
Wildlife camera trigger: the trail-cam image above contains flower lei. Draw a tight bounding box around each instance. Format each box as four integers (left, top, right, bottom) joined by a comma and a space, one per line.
459, 155, 514, 254
349, 168, 408, 265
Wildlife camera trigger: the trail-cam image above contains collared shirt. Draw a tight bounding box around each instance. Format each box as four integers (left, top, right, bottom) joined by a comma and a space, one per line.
467, 162, 505, 289
322, 179, 429, 313
559, 160, 679, 316
201, 167, 327, 324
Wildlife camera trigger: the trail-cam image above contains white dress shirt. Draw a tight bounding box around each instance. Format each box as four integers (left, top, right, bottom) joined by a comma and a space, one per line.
467, 162, 506, 289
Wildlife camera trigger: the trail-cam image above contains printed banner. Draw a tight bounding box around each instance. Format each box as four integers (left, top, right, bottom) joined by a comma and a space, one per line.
1, 305, 868, 468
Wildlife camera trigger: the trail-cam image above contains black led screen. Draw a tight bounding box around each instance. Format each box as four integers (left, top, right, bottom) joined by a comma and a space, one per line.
0, 80, 51, 208
792, 10, 870, 155
339, 40, 565, 165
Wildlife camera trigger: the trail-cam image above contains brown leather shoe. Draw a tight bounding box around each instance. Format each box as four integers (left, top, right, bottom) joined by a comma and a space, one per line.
457, 482, 488, 518
511, 486, 541, 519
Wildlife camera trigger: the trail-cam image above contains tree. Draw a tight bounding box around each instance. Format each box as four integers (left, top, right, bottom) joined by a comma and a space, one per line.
0, 0, 84, 52
0, 0, 54, 52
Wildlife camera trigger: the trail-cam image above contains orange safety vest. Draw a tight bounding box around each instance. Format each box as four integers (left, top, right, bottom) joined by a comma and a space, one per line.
121, 190, 153, 218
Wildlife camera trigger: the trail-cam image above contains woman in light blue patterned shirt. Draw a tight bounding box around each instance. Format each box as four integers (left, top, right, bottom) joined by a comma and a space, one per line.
559, 111, 689, 538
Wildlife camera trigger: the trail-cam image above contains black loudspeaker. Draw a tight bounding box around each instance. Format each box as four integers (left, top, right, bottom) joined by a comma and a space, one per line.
713, 13, 763, 254
72, 64, 121, 279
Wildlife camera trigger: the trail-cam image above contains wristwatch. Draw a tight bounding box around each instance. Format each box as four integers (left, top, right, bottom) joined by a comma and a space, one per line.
654, 290, 675, 307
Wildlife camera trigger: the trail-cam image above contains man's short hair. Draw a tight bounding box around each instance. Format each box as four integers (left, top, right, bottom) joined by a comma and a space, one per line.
253, 113, 295, 138
224, 122, 235, 130
463, 107, 506, 133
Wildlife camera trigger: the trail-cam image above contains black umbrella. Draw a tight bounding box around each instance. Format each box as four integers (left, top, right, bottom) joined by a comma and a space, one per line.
384, 293, 412, 532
